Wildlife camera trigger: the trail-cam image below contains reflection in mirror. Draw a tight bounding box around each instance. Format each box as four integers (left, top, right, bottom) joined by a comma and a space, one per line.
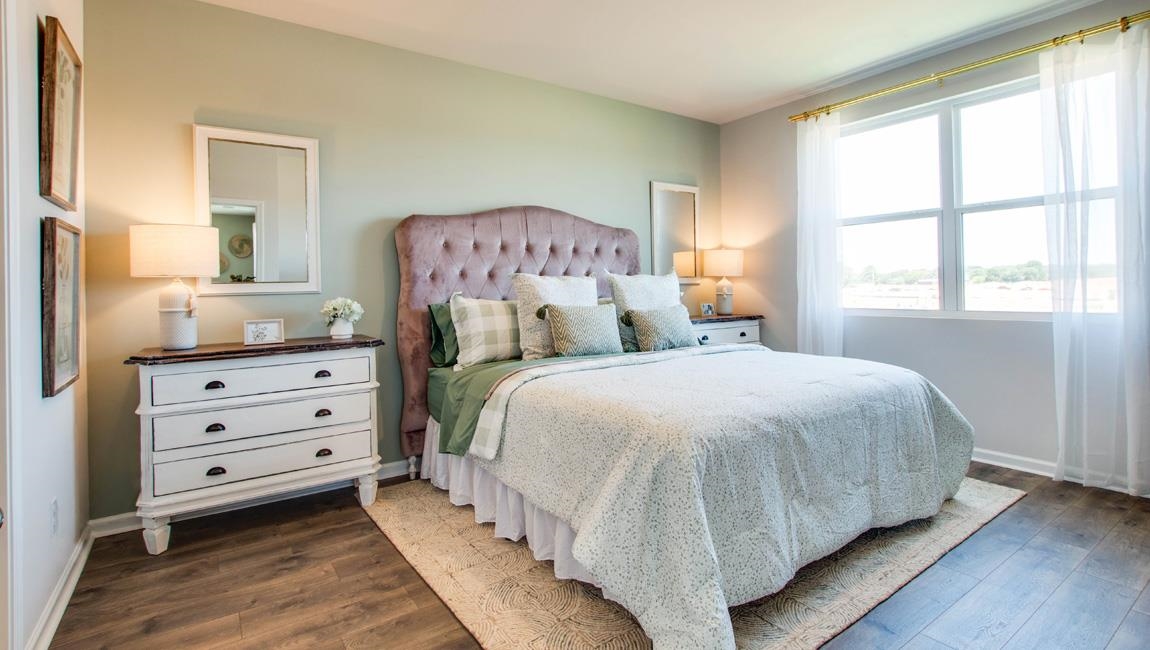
650, 182, 700, 284
194, 125, 320, 295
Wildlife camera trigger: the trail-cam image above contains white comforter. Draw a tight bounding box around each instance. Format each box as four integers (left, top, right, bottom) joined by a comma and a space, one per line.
471, 345, 973, 649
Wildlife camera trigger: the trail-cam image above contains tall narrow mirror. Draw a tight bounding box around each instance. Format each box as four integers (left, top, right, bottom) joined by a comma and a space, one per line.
194, 125, 320, 294
650, 182, 700, 284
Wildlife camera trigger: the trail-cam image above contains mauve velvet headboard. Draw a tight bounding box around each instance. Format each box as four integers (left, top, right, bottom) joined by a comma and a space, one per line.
394, 206, 641, 458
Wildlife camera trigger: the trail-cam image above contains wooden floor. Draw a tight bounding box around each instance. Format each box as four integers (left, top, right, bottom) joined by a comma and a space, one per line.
52, 463, 1150, 649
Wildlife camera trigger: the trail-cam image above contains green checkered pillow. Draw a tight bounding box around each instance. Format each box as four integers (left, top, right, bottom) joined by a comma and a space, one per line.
623, 304, 699, 352
539, 304, 623, 357
449, 293, 521, 369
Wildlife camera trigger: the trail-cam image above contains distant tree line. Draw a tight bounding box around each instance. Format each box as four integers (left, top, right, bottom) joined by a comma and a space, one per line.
844, 260, 1116, 286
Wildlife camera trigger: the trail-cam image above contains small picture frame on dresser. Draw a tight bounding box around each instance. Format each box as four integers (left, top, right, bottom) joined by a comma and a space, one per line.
700, 302, 716, 317
243, 319, 285, 345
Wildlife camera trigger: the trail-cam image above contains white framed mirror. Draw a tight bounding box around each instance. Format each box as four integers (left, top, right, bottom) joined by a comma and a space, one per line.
650, 181, 700, 284
194, 125, 320, 295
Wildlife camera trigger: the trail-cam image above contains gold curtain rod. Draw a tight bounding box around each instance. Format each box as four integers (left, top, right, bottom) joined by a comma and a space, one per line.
789, 10, 1150, 122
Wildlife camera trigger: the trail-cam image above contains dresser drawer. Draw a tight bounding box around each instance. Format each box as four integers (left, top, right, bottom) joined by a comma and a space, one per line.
153, 429, 372, 496
152, 392, 372, 451
151, 357, 370, 406
696, 323, 760, 345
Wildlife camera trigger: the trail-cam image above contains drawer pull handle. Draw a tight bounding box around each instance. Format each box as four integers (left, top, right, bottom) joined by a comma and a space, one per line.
205, 423, 226, 433
314, 370, 332, 378
206, 466, 227, 477
315, 408, 332, 418
315, 448, 333, 458
205, 380, 226, 390
700, 335, 710, 342
740, 331, 747, 337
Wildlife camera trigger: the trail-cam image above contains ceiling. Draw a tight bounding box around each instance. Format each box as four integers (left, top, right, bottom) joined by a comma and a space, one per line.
199, 0, 1094, 124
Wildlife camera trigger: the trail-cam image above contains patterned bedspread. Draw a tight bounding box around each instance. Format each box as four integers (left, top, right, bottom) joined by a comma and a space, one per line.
472, 345, 974, 649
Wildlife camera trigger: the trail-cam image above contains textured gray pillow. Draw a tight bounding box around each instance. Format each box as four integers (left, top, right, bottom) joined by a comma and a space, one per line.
512, 274, 598, 360
606, 271, 680, 352
623, 304, 699, 352
541, 304, 624, 357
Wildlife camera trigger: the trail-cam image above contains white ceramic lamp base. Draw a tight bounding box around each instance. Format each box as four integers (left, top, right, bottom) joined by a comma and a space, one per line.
158, 278, 199, 350
715, 277, 734, 315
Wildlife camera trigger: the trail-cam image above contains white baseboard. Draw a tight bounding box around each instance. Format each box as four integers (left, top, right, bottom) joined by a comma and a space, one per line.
972, 447, 1056, 478
25, 526, 94, 650
89, 459, 413, 539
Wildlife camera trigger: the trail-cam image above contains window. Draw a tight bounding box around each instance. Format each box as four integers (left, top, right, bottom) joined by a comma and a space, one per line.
837, 78, 1118, 314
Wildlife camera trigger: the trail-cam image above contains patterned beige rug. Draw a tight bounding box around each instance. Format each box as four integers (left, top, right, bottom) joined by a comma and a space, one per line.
363, 477, 1022, 649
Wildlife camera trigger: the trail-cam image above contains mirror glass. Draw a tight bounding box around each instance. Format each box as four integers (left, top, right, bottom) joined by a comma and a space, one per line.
650, 182, 700, 283
195, 126, 320, 294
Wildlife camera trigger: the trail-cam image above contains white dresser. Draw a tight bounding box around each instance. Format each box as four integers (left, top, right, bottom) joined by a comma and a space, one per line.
126, 335, 383, 554
691, 314, 764, 346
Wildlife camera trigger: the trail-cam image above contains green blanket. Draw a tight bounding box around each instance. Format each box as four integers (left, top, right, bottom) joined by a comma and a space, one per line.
437, 355, 614, 455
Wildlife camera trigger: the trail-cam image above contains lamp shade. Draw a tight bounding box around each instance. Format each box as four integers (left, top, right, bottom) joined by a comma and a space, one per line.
703, 249, 744, 278
673, 250, 696, 277
130, 224, 220, 278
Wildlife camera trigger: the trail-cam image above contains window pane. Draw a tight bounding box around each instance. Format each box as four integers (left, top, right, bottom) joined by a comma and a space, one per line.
839, 116, 940, 218
959, 91, 1043, 204
963, 207, 1049, 312
841, 217, 939, 309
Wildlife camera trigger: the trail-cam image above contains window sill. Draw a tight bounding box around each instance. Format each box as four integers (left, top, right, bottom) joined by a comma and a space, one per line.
844, 308, 1054, 323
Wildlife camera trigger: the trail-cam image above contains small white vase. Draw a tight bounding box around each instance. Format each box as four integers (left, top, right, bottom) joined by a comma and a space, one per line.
329, 318, 354, 339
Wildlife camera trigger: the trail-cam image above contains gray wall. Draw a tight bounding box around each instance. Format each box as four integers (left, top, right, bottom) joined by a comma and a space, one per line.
720, 0, 1142, 472
85, 0, 720, 517
7, 1, 88, 646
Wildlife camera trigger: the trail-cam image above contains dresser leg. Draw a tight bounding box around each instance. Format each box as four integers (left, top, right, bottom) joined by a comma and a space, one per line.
355, 475, 378, 505
407, 455, 418, 480
142, 516, 171, 555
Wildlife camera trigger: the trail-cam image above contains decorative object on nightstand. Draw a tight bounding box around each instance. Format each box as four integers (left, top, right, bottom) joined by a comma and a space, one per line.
129, 224, 220, 350
125, 335, 384, 554
691, 313, 763, 346
321, 297, 364, 339
704, 249, 744, 316
243, 318, 285, 345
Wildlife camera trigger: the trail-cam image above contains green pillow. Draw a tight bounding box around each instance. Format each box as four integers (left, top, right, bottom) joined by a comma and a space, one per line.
540, 304, 623, 357
428, 303, 459, 367
623, 304, 699, 352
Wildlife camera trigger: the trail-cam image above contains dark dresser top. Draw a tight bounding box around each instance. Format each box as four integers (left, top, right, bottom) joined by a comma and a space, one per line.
689, 314, 764, 324
125, 335, 384, 366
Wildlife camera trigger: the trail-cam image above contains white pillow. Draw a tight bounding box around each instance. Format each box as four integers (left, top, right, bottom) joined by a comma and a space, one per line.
511, 274, 598, 360
606, 271, 681, 352
449, 293, 521, 369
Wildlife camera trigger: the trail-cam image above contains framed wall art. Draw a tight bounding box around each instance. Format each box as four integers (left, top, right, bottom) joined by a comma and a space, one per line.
42, 217, 82, 397
40, 16, 83, 211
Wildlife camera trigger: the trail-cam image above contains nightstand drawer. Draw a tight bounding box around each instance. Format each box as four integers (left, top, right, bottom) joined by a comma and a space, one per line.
151, 357, 370, 406
153, 391, 372, 451
696, 324, 760, 345
153, 429, 372, 496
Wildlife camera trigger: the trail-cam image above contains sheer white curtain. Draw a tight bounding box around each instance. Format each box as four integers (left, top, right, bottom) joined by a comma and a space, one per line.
1042, 24, 1149, 496
796, 114, 843, 356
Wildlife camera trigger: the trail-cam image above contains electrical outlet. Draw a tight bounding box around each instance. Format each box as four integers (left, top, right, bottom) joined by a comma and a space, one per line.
50, 498, 59, 537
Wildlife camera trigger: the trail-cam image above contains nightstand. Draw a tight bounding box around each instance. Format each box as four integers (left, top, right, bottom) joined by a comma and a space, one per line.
691, 314, 763, 345
125, 335, 383, 554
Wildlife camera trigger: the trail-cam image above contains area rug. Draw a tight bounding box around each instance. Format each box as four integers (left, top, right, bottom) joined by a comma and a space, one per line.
363, 478, 1022, 649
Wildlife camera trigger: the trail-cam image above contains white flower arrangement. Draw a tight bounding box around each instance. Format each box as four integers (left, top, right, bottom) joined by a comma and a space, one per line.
321, 297, 364, 326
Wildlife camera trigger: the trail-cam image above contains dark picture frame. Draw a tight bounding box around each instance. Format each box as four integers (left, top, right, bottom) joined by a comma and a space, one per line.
42, 217, 81, 397
39, 16, 82, 211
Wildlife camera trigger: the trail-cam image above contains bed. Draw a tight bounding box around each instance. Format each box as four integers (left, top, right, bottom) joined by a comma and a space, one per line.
394, 205, 974, 649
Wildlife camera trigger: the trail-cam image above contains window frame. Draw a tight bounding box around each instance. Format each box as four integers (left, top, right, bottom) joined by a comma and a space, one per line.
838, 76, 1117, 318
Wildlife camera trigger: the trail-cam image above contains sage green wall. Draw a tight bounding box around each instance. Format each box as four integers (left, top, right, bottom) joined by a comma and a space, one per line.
84, 0, 720, 517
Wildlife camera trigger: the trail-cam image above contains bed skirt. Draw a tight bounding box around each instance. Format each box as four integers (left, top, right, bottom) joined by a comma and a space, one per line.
420, 417, 598, 585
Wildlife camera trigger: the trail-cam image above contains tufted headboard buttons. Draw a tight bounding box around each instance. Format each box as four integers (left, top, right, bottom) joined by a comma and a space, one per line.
394, 206, 641, 458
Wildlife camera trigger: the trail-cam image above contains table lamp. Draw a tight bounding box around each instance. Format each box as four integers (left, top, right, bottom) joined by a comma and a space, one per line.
704, 249, 744, 316
673, 251, 696, 277
130, 224, 220, 350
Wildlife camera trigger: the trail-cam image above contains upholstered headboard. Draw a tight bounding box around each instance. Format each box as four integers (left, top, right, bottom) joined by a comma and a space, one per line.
394, 205, 641, 457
